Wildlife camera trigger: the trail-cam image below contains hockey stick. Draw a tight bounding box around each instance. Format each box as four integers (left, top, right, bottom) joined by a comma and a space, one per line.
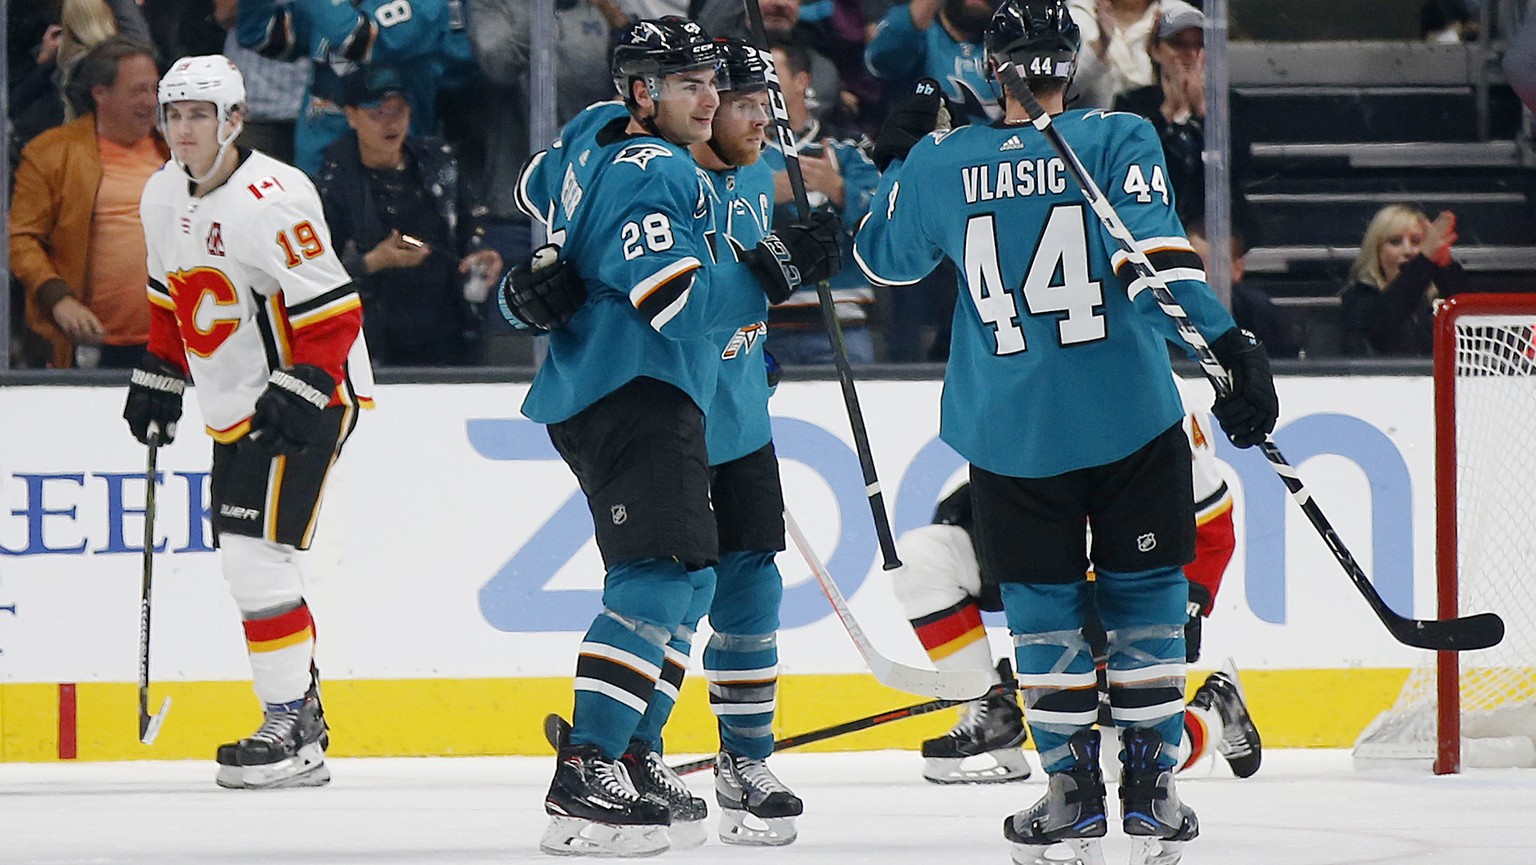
996, 65, 1503, 653
542, 678, 1017, 777
139, 430, 172, 744
785, 508, 993, 699
742, 0, 901, 571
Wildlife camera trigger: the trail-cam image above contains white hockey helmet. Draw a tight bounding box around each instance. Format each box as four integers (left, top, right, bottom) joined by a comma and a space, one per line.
159, 55, 246, 124
159, 55, 247, 183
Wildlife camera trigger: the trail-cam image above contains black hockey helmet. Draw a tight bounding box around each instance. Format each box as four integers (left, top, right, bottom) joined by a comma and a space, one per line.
611, 17, 721, 105
984, 0, 1081, 85
716, 37, 769, 94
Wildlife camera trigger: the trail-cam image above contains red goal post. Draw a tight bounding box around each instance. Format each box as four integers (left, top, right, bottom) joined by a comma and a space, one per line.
1355, 293, 1536, 773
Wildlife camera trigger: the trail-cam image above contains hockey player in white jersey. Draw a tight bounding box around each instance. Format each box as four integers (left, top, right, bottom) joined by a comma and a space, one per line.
891, 401, 1262, 787
123, 55, 373, 790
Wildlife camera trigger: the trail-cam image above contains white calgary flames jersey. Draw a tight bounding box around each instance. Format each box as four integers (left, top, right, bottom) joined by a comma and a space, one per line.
140, 151, 373, 441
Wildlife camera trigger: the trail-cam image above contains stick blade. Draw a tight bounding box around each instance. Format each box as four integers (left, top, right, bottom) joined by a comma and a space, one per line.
869, 659, 994, 701
139, 696, 171, 745
1391, 611, 1504, 652
543, 713, 571, 751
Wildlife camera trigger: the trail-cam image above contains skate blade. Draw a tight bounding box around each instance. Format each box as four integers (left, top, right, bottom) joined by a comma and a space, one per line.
718, 808, 796, 846
1009, 838, 1106, 865
540, 815, 669, 857
1129, 836, 1185, 865
667, 816, 709, 850
923, 749, 1033, 784
223, 743, 330, 790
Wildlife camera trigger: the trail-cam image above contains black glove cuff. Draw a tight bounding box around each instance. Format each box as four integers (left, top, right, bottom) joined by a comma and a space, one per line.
745, 238, 799, 304
130, 366, 186, 395
269, 365, 334, 410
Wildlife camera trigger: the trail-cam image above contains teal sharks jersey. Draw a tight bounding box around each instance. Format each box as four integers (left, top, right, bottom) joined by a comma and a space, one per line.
515, 104, 770, 424
853, 110, 1237, 478
703, 159, 776, 465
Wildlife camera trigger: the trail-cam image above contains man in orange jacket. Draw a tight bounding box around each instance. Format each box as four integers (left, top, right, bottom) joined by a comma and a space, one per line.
9, 35, 168, 369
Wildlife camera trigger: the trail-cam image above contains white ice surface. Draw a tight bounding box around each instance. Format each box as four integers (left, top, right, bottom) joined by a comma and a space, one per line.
2, 750, 1534, 864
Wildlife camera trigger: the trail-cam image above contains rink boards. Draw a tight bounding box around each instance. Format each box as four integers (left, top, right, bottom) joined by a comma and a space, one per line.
0, 376, 1446, 761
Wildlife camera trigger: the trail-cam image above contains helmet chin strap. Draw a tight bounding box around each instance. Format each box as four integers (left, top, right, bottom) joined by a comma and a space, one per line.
173, 117, 244, 186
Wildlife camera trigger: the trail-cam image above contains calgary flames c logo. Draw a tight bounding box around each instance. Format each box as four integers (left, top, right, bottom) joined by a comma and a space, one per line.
168, 267, 242, 357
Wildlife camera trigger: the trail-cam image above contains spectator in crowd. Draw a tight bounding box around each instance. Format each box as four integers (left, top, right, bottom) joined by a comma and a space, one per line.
1071, 0, 1160, 108
9, 36, 167, 369
1189, 220, 1305, 359
763, 39, 883, 364
236, 0, 475, 176
1112, 2, 1201, 222
866, 0, 998, 122
317, 65, 503, 366
10, 0, 153, 150
1339, 205, 1467, 357
699, 0, 850, 127
1112, 1, 1249, 231
213, 0, 308, 164
798, 0, 886, 135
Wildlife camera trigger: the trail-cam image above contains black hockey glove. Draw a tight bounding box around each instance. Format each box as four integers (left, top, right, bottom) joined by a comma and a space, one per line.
248, 364, 335, 456
1209, 328, 1279, 449
871, 78, 950, 171
498, 243, 586, 331
123, 353, 186, 446
743, 211, 844, 304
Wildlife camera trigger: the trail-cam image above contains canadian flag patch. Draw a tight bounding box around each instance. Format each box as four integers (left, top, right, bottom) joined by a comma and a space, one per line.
247, 176, 285, 199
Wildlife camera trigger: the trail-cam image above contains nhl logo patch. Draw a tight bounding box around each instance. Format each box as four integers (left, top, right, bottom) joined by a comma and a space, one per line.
1137, 532, 1157, 553
611, 504, 628, 525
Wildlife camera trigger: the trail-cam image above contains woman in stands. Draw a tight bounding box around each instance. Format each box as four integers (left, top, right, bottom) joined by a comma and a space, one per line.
1339, 203, 1467, 356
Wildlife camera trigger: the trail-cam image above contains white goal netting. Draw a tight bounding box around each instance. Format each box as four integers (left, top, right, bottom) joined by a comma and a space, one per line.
1354, 302, 1536, 771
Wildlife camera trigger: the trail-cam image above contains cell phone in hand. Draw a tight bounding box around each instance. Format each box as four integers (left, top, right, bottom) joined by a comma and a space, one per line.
400, 234, 425, 249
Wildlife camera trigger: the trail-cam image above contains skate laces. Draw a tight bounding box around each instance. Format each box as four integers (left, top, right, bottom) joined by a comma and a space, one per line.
251, 708, 299, 744
595, 759, 645, 803
731, 755, 791, 795
949, 699, 989, 739
643, 751, 690, 797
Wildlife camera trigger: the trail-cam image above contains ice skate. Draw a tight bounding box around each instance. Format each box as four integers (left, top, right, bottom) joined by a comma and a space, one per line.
620, 740, 707, 850
1189, 658, 1262, 778
214, 687, 329, 790
922, 686, 1032, 784
1119, 728, 1198, 865
1003, 728, 1106, 865
715, 750, 802, 846
542, 741, 671, 857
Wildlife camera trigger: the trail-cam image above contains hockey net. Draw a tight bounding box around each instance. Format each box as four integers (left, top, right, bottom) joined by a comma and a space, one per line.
1353, 294, 1536, 773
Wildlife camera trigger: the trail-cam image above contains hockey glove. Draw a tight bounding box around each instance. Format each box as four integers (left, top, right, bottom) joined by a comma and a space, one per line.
123, 353, 186, 446
765, 349, 782, 389
1209, 328, 1279, 449
871, 78, 950, 171
248, 364, 335, 456
498, 244, 586, 331
743, 211, 844, 304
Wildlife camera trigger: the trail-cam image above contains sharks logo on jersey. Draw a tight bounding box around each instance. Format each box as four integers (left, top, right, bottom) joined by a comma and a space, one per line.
614, 143, 675, 170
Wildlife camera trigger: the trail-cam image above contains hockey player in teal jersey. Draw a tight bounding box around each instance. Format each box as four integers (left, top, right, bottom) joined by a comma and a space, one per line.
621, 38, 808, 849
511, 19, 841, 858
853, 2, 1278, 864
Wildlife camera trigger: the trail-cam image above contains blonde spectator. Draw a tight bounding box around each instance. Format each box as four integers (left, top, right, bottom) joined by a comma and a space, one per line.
1339, 204, 1468, 357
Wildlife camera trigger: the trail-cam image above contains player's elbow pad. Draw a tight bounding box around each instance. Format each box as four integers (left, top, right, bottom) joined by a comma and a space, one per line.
630, 263, 700, 333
